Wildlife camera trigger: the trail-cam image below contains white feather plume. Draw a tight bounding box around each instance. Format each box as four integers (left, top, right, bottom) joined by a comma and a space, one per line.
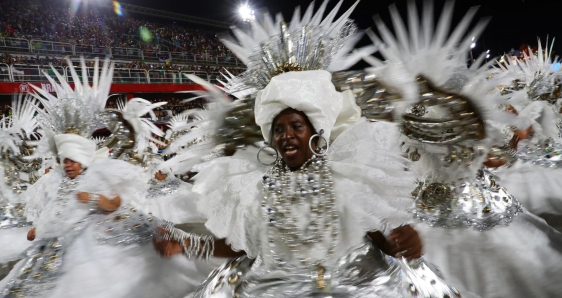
363, 1, 518, 127
114, 98, 166, 154
219, 0, 375, 97
0, 94, 41, 154
29, 57, 114, 137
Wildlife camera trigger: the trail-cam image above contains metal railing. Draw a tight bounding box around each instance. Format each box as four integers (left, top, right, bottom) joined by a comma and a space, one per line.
147, 69, 181, 84
30, 40, 73, 55
1, 64, 231, 84
111, 47, 144, 60
171, 52, 195, 63
113, 68, 149, 84
10, 64, 65, 82
179, 71, 209, 83
0, 37, 30, 53
0, 37, 242, 67
0, 63, 11, 82
63, 66, 148, 84
74, 45, 111, 58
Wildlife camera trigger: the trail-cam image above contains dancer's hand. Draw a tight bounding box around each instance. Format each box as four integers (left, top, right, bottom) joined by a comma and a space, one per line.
513, 127, 533, 148
98, 195, 121, 212
77, 192, 91, 203
27, 227, 36, 241
153, 227, 185, 257
386, 225, 422, 260
77, 192, 121, 212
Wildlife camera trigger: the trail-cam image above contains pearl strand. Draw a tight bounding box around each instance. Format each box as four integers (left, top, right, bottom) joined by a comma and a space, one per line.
262, 155, 339, 266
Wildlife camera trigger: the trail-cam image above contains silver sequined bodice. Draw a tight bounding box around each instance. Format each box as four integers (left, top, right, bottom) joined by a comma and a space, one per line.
516, 138, 562, 168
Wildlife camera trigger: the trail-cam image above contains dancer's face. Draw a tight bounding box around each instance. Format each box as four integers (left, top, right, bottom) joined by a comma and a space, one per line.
63, 158, 82, 179
272, 109, 316, 170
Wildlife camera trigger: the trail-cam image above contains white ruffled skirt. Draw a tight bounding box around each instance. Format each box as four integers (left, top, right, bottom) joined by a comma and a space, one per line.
416, 211, 562, 298
0, 223, 216, 298
495, 161, 562, 215
0, 227, 33, 265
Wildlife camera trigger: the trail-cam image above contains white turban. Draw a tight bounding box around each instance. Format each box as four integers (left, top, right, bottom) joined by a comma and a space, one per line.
54, 134, 97, 167
254, 70, 344, 142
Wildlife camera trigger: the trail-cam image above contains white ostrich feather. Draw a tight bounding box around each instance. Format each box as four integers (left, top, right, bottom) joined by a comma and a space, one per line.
219, 0, 375, 97
497, 39, 562, 139
113, 98, 166, 154
9, 93, 40, 140
0, 94, 41, 154
363, 1, 519, 128
499, 38, 559, 89
29, 57, 114, 137
0, 117, 19, 154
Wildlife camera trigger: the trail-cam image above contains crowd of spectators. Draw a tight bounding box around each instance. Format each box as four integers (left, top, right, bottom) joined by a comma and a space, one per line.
0, 103, 10, 117
0, 52, 244, 83
1, 53, 66, 66
0, 0, 235, 61
113, 60, 243, 75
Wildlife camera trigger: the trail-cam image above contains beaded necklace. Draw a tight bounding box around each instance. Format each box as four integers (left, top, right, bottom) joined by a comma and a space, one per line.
261, 154, 339, 266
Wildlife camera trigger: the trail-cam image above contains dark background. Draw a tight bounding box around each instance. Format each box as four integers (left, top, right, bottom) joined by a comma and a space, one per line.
119, 0, 562, 60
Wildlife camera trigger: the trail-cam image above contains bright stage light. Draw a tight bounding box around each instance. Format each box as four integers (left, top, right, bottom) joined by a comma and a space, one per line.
239, 4, 255, 22
471, 43, 476, 49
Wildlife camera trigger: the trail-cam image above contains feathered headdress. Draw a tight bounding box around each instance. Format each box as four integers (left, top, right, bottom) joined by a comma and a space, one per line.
220, 0, 374, 97
0, 94, 40, 154
361, 1, 521, 179
497, 39, 562, 141
29, 57, 165, 165
0, 94, 43, 201
164, 0, 374, 173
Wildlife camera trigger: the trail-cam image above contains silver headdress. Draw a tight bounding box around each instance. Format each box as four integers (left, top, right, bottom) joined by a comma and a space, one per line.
499, 39, 561, 104
220, 0, 374, 97
498, 39, 562, 141
30, 58, 113, 138
164, 0, 373, 173
1, 94, 39, 155
363, 1, 518, 164
29, 58, 165, 163
1, 94, 42, 210
497, 40, 562, 166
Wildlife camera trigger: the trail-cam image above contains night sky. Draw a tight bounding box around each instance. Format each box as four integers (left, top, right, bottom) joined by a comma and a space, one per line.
119, 0, 562, 60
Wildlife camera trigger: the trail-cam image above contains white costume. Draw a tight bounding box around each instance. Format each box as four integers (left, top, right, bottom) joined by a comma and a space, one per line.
0, 59, 215, 297
0, 95, 42, 265
160, 2, 471, 297
364, 2, 562, 297
492, 41, 562, 215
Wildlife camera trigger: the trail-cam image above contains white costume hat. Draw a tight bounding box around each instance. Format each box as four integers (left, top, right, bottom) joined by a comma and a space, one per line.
54, 134, 97, 167
255, 70, 343, 142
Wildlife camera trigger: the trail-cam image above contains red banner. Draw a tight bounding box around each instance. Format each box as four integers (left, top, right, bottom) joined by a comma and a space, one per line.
0, 83, 206, 94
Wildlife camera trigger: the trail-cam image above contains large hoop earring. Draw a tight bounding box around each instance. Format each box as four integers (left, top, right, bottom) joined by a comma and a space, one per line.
257, 142, 279, 166
308, 129, 330, 156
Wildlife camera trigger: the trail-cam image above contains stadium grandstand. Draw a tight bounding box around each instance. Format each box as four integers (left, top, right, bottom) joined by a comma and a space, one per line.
0, 0, 245, 122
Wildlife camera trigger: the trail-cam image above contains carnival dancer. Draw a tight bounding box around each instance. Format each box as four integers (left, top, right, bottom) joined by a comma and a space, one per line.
153, 1, 472, 297
363, 2, 562, 297
0, 58, 215, 298
491, 40, 562, 215
134, 117, 205, 224
0, 95, 41, 265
